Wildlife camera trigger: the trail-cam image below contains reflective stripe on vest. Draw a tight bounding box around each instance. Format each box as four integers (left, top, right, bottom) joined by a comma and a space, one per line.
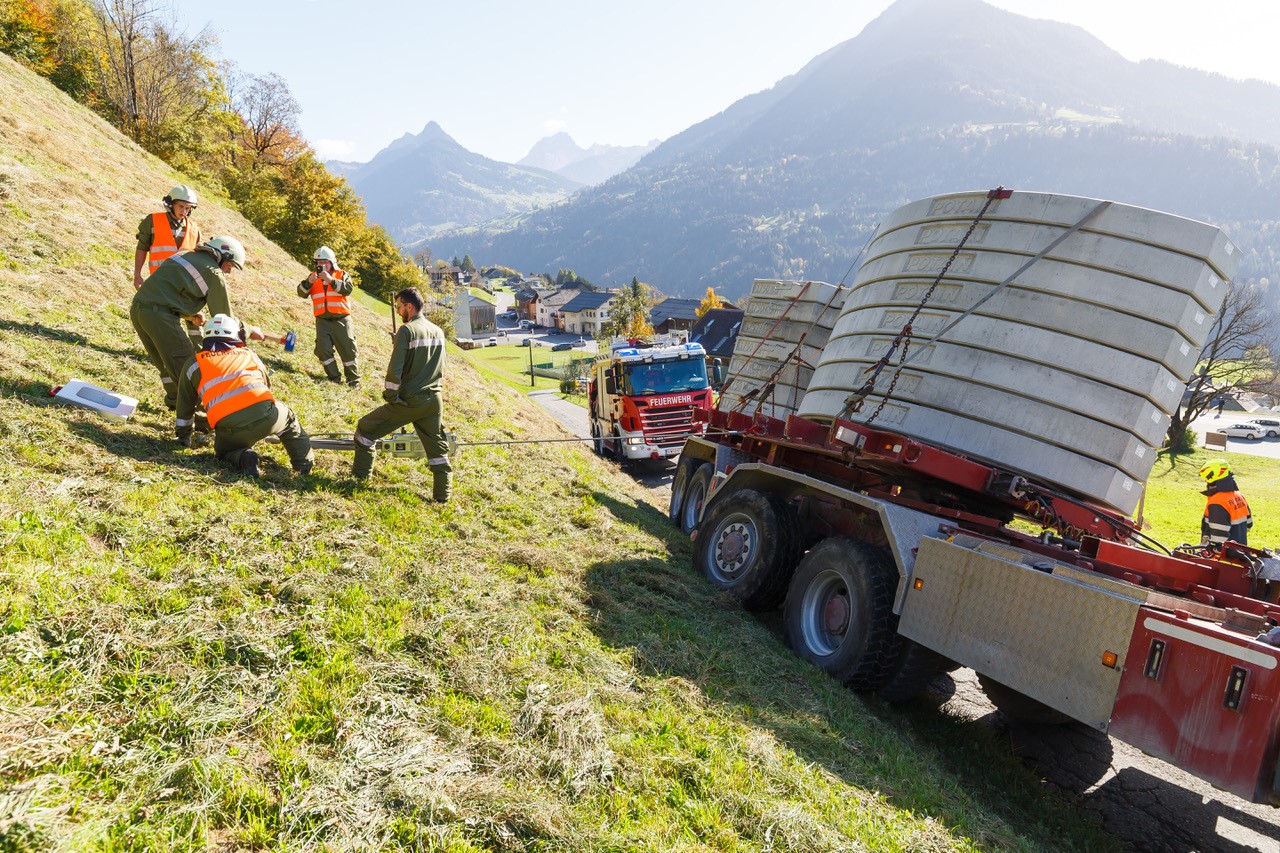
173, 254, 210, 295
148, 212, 198, 271
308, 269, 351, 316
194, 348, 273, 428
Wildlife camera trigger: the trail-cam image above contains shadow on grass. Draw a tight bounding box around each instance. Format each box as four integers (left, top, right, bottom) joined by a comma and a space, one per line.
0, 318, 149, 364
65, 419, 352, 493
579, 490, 1089, 848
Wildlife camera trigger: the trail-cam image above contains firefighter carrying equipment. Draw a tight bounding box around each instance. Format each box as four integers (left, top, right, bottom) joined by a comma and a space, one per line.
307, 268, 351, 316
147, 211, 201, 272
1200, 459, 1232, 485
192, 348, 273, 428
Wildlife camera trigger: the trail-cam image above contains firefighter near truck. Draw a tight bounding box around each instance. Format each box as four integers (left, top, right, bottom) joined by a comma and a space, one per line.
667, 189, 1280, 808
587, 337, 716, 463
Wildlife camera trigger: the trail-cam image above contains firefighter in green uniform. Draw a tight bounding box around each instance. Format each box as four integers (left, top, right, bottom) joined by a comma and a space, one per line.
130, 235, 264, 409
135, 185, 205, 348
298, 245, 359, 386
352, 287, 451, 500
175, 314, 315, 478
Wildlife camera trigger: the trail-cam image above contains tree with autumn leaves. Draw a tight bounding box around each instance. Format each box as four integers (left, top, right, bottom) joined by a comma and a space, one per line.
0, 0, 423, 296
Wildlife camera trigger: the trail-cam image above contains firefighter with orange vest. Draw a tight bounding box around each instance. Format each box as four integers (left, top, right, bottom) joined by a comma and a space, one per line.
134, 185, 202, 290
175, 314, 314, 478
1199, 459, 1253, 546
298, 245, 359, 387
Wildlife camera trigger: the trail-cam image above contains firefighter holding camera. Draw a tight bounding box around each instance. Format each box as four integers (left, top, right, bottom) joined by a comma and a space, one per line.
298, 245, 359, 387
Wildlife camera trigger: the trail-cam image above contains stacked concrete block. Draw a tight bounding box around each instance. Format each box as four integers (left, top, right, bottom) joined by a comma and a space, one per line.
720, 279, 848, 420
799, 190, 1238, 514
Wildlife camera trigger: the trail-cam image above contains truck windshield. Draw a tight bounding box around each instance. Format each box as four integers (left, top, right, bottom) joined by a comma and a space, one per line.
622, 359, 709, 395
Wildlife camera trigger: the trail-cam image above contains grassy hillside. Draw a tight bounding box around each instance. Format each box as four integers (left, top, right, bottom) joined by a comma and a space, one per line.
0, 52, 1144, 851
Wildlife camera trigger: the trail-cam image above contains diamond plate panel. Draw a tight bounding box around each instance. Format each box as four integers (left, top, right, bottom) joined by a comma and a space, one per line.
898, 535, 1145, 729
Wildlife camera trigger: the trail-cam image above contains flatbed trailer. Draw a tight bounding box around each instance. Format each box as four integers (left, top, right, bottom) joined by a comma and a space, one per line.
669, 407, 1280, 805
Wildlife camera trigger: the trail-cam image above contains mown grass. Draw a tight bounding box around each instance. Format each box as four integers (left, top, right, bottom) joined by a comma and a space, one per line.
0, 51, 1148, 851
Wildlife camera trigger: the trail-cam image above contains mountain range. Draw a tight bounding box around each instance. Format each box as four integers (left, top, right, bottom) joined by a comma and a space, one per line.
423, 0, 1280, 303
518, 133, 658, 185
332, 122, 583, 245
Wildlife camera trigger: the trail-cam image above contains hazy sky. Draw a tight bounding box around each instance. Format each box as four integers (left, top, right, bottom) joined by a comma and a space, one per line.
167, 1, 1280, 165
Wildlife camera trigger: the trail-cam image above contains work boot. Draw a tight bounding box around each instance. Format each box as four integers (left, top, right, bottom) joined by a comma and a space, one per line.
293, 457, 314, 476
347, 379, 360, 389
431, 464, 452, 503
239, 449, 261, 478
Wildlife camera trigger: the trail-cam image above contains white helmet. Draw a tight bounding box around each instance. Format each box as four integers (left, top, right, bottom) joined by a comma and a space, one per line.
165, 184, 199, 209
202, 313, 243, 341
202, 235, 245, 270
313, 245, 338, 264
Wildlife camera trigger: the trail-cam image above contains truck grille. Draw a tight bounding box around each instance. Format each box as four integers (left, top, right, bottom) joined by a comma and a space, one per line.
639, 404, 698, 448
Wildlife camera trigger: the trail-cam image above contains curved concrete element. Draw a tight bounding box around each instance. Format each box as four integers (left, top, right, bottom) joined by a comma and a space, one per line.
800, 190, 1239, 514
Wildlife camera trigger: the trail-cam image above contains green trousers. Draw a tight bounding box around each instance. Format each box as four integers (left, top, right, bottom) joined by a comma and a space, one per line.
214, 400, 313, 471
315, 315, 359, 385
353, 394, 451, 500
131, 301, 196, 409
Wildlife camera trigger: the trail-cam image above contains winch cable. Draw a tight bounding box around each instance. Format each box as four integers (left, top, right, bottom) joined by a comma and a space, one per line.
295, 431, 748, 450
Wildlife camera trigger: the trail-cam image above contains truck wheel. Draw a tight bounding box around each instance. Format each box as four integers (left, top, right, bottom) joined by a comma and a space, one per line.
590, 422, 606, 456
679, 465, 713, 535
669, 457, 698, 522
976, 674, 1071, 725
694, 488, 801, 611
783, 537, 903, 691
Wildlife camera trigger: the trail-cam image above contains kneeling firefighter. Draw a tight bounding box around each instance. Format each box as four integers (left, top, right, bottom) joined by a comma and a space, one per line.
175, 314, 315, 478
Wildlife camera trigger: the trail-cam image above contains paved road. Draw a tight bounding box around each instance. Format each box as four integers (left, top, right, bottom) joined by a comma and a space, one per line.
1192, 411, 1280, 459
528, 390, 675, 494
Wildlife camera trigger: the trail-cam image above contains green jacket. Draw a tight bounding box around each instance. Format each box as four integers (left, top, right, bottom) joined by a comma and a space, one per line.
133, 247, 231, 319
384, 314, 445, 404
174, 345, 274, 438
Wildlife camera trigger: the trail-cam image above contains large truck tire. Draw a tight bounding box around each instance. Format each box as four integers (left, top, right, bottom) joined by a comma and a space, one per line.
783, 537, 903, 691
679, 465, 713, 535
976, 674, 1071, 725
669, 457, 698, 523
694, 487, 801, 611
590, 422, 606, 457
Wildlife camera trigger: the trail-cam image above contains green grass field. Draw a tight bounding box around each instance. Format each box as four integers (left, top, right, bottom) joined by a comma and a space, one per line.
2, 50, 1257, 852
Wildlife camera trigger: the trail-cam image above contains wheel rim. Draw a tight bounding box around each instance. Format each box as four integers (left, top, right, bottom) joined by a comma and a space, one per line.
706, 511, 756, 583
799, 568, 850, 657
682, 476, 707, 530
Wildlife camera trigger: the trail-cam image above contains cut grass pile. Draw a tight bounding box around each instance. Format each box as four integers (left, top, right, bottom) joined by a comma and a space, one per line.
0, 51, 1190, 851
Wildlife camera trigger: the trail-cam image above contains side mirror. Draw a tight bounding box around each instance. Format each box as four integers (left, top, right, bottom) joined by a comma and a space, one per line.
711, 358, 724, 388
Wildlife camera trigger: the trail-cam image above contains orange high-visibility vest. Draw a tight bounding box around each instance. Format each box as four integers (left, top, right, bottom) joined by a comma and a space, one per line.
148, 212, 200, 272
1205, 490, 1251, 525
194, 348, 274, 428
307, 269, 351, 317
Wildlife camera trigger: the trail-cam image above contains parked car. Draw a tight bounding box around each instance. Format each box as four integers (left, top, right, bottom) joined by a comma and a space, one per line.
486, 337, 498, 347
519, 320, 533, 329
571, 338, 588, 348
520, 338, 532, 347
1222, 423, 1265, 440
1246, 418, 1280, 437
550, 342, 573, 352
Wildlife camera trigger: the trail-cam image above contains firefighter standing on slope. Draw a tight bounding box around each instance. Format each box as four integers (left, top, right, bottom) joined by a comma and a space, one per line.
1200, 459, 1253, 546
352, 287, 451, 501
134, 185, 205, 346
175, 314, 314, 478
130, 236, 264, 409
298, 245, 359, 387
